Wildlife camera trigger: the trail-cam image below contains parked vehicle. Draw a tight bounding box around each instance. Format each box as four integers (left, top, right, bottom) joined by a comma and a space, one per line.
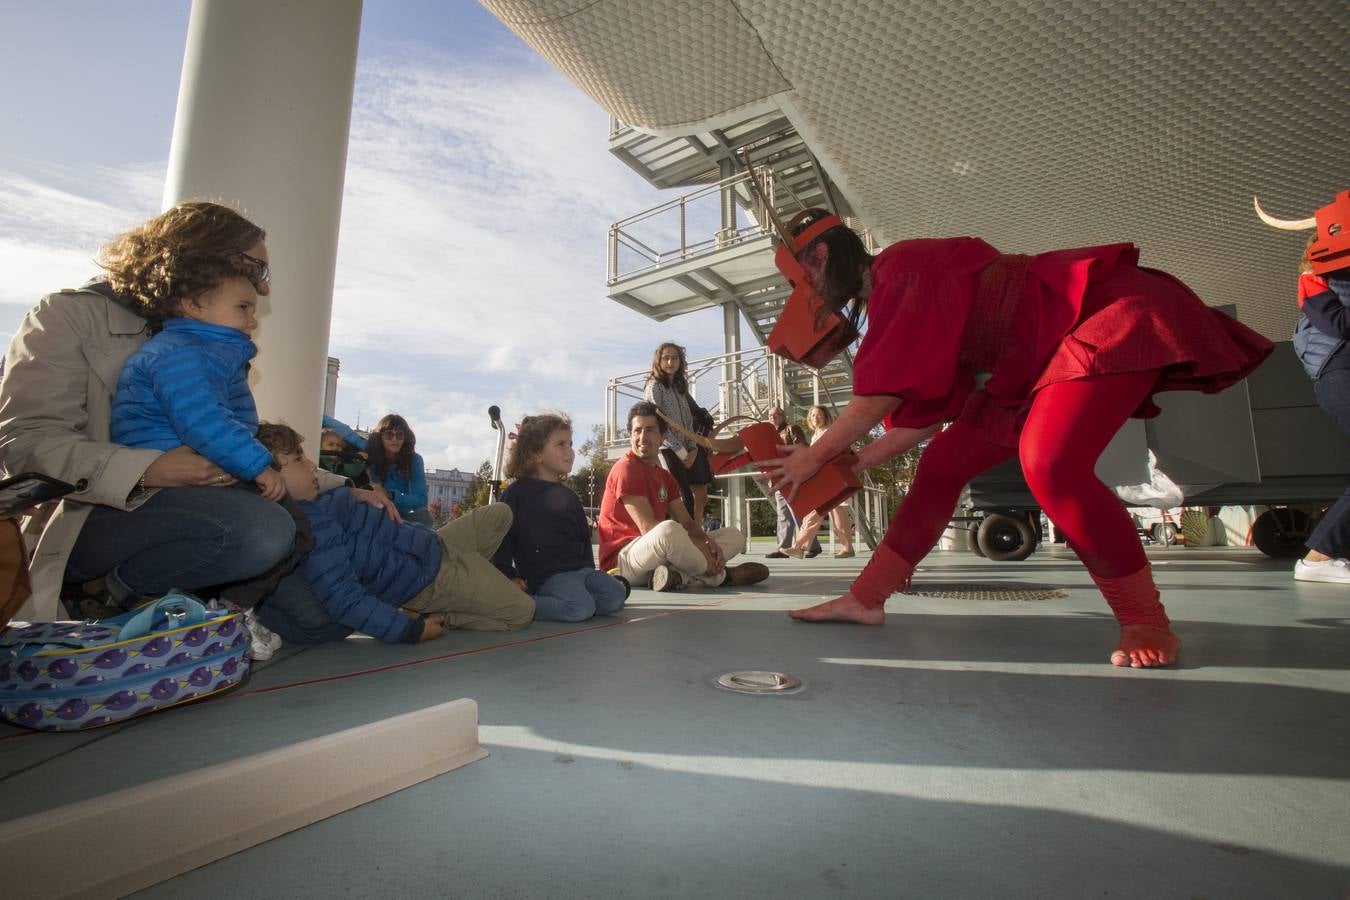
962, 343, 1350, 561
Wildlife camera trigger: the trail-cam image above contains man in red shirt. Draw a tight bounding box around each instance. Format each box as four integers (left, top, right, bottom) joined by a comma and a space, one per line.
599, 402, 768, 591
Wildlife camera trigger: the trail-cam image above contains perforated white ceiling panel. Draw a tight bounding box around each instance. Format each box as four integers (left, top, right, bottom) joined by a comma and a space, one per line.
482, 0, 1350, 339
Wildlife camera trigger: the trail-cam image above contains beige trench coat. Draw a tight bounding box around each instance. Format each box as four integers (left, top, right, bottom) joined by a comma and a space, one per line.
0, 287, 160, 621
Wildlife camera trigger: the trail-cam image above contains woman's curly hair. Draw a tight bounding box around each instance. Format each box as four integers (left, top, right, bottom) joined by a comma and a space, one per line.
98, 201, 266, 326
505, 413, 572, 481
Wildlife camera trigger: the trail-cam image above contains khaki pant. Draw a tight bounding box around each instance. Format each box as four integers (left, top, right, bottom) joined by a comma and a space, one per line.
404, 503, 534, 630
616, 520, 744, 587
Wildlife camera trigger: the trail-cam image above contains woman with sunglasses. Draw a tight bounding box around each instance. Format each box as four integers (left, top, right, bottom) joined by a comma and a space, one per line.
764, 209, 1273, 668
366, 414, 434, 528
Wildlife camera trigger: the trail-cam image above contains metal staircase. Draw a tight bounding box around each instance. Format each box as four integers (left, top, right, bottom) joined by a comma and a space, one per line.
606, 114, 875, 412
603, 110, 887, 545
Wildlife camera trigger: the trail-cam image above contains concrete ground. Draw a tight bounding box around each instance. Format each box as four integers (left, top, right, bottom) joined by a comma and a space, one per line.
2, 543, 1348, 898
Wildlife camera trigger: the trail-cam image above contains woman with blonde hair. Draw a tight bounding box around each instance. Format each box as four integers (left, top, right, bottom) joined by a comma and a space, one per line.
784, 405, 856, 559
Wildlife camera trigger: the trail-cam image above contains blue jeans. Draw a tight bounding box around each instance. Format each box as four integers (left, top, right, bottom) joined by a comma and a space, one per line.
533, 568, 627, 622
66, 486, 295, 596
256, 571, 353, 643
1309, 368, 1350, 556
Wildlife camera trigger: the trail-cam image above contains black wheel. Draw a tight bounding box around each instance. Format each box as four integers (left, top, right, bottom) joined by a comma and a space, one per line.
968, 526, 986, 557
977, 512, 1036, 562
1151, 523, 1178, 546
1250, 508, 1312, 558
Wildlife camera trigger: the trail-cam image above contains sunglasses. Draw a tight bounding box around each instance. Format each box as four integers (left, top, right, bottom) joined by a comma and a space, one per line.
382, 429, 407, 439
235, 251, 270, 288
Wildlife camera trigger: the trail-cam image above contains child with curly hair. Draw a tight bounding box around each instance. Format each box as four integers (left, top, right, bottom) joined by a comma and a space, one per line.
491, 414, 628, 621
109, 234, 284, 502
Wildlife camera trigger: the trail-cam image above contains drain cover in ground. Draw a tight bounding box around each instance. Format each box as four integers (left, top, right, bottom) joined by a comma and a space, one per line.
716, 671, 803, 693
902, 582, 1069, 601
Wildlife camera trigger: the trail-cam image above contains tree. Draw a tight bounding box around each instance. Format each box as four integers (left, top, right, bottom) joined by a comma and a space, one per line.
855, 426, 927, 512
463, 459, 494, 511
568, 424, 613, 513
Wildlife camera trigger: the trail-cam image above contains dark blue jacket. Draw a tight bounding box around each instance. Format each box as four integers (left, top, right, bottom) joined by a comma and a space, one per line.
491, 477, 594, 592
297, 488, 440, 643
1296, 272, 1350, 378
110, 318, 273, 480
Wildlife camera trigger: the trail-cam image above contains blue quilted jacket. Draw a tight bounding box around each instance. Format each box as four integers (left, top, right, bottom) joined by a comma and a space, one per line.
110, 318, 273, 480
297, 488, 441, 643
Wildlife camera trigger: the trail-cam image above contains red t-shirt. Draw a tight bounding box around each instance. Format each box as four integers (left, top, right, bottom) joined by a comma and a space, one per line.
598, 452, 680, 571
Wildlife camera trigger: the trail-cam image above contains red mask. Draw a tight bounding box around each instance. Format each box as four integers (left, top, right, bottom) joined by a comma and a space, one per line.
1308, 190, 1350, 276
766, 215, 854, 368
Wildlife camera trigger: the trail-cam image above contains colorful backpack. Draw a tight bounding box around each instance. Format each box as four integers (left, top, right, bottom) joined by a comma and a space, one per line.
0, 592, 251, 731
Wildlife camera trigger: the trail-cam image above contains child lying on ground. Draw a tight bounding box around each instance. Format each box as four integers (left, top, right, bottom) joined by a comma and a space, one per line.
256, 423, 534, 642
491, 414, 628, 622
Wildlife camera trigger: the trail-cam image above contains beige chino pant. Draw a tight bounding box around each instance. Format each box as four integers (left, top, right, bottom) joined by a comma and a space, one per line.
616, 520, 744, 587
403, 503, 535, 630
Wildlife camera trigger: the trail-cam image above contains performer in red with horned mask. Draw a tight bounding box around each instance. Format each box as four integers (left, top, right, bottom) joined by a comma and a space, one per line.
763, 209, 1274, 667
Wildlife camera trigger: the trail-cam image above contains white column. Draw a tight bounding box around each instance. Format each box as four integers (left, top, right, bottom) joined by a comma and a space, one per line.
164, 0, 362, 448
722, 302, 745, 545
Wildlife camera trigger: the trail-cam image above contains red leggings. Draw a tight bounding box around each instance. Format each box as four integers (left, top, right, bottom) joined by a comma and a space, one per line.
884, 369, 1160, 579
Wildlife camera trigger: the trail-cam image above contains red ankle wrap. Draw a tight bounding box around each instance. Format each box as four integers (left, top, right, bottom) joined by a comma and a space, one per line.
851, 544, 915, 609
1090, 565, 1170, 628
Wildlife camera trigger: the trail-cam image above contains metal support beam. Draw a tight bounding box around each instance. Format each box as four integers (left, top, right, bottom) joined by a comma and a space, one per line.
722, 302, 745, 546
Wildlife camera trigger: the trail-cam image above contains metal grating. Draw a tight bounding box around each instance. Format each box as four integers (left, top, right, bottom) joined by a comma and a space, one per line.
902, 583, 1069, 601
481, 0, 1350, 341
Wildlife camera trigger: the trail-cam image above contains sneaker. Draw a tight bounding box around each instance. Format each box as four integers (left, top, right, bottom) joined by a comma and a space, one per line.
834, 549, 856, 559
722, 562, 770, 587
244, 610, 283, 661
1293, 557, 1350, 584
765, 550, 789, 559
805, 548, 822, 559
782, 548, 806, 559
651, 564, 683, 593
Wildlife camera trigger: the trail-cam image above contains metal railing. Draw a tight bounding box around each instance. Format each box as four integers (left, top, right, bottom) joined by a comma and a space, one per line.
607, 169, 776, 285
603, 344, 893, 547
604, 345, 784, 446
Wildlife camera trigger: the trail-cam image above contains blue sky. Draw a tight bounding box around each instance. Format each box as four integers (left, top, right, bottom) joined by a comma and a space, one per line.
0, 1, 728, 472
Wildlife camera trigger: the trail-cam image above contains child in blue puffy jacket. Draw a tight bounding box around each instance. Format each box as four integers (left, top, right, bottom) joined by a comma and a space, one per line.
110, 270, 284, 500
256, 423, 535, 643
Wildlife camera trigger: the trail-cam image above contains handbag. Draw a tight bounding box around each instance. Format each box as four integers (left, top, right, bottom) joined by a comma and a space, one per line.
0, 591, 252, 731
689, 399, 716, 437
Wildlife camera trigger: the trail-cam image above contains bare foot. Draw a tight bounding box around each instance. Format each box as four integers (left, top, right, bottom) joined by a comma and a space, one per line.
788, 593, 885, 625
1111, 625, 1182, 668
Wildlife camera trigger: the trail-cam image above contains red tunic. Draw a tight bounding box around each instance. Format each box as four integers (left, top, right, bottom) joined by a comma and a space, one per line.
853, 238, 1274, 446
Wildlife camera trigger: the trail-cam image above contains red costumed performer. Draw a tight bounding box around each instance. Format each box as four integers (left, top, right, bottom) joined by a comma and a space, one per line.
765, 209, 1273, 667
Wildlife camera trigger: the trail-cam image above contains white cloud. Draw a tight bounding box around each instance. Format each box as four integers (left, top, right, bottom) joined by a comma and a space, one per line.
0, 168, 162, 315
326, 49, 733, 469
0, 47, 741, 473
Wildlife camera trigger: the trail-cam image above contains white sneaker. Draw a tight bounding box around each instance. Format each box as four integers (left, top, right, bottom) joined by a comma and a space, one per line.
244, 610, 284, 660
1293, 558, 1350, 584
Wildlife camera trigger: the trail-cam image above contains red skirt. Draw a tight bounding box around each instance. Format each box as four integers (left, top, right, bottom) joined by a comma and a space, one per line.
1030, 264, 1273, 418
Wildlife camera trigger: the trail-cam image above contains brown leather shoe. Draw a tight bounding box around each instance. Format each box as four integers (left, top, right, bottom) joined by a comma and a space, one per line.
651, 564, 683, 593
723, 562, 770, 587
